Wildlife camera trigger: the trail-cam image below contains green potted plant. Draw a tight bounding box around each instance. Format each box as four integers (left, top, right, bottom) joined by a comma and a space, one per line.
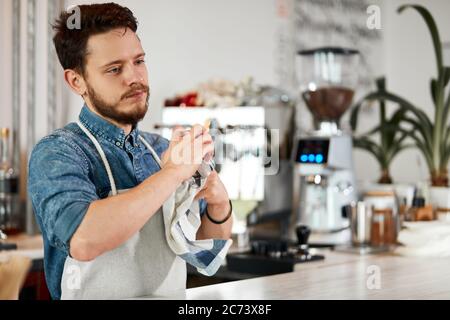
352, 5, 450, 211
351, 78, 411, 184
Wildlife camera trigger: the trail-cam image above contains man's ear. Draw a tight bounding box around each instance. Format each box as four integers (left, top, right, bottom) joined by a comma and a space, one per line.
64, 69, 87, 96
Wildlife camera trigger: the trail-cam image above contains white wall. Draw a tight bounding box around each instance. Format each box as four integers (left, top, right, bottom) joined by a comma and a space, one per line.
0, 0, 13, 129
3, 0, 450, 186
65, 0, 279, 131
62, 0, 450, 186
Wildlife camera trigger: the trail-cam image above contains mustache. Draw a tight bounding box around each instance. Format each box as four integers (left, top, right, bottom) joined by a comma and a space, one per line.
121, 84, 150, 100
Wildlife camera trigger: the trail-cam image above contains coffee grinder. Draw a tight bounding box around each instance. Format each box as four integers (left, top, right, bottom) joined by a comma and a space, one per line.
290, 47, 360, 245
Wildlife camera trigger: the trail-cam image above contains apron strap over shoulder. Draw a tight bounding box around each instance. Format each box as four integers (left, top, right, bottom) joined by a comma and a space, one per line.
76, 120, 118, 196
138, 136, 162, 169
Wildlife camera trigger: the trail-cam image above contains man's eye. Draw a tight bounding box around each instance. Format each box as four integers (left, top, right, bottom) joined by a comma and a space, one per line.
136, 59, 145, 65
108, 67, 121, 74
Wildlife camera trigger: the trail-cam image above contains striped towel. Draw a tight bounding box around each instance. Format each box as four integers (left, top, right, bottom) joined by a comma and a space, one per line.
162, 176, 233, 276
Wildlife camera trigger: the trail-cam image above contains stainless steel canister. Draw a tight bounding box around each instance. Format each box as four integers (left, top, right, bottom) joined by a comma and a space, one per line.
349, 201, 372, 246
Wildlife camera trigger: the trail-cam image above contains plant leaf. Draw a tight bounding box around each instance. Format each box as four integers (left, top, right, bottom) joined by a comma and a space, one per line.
443, 82, 450, 125
445, 66, 450, 87
398, 5, 443, 77
445, 126, 450, 146
376, 77, 386, 92
377, 79, 388, 149
365, 90, 433, 135
397, 127, 434, 170
356, 124, 382, 137
430, 78, 438, 106
402, 116, 432, 146
353, 137, 386, 167
350, 77, 386, 132
441, 138, 450, 168
383, 128, 411, 164
389, 108, 408, 125
380, 122, 402, 146
386, 143, 414, 164
440, 126, 450, 160
350, 97, 366, 131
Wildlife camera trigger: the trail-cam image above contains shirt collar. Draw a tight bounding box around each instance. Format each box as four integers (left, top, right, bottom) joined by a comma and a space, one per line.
78, 105, 140, 148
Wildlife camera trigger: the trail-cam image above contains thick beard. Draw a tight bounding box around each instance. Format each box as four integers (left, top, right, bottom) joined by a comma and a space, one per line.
86, 83, 149, 127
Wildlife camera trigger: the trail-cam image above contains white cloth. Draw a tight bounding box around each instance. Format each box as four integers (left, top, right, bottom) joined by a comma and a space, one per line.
135, 131, 232, 276
162, 176, 233, 276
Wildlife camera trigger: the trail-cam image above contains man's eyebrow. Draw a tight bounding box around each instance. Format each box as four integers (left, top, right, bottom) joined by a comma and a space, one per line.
101, 53, 146, 69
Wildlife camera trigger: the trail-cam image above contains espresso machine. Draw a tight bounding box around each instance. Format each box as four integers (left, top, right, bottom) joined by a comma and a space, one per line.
290, 47, 360, 245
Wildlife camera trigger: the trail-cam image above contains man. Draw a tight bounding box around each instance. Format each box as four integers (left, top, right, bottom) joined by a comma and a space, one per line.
28, 3, 232, 300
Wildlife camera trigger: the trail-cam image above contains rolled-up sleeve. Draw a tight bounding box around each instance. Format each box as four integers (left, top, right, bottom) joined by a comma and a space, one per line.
28, 135, 99, 255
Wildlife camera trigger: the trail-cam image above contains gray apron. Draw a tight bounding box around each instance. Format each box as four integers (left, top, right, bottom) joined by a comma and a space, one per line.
60, 121, 186, 300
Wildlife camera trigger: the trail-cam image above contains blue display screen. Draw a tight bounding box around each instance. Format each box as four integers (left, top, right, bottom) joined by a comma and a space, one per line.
295, 139, 329, 164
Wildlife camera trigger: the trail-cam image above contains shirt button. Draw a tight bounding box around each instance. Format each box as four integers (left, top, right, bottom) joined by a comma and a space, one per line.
115, 141, 121, 147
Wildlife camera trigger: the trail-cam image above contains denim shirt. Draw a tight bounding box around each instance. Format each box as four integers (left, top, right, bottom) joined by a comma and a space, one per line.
28, 105, 206, 299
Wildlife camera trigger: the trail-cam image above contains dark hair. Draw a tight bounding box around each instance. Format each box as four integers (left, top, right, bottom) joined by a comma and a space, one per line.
52, 2, 138, 75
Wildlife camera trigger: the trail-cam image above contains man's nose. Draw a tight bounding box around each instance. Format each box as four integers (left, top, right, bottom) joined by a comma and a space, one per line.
122, 63, 145, 86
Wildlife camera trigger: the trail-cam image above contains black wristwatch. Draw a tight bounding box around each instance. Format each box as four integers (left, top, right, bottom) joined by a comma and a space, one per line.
205, 200, 233, 224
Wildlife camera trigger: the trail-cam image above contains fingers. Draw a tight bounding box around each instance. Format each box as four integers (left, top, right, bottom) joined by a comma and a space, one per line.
168, 124, 214, 168
203, 152, 213, 162
194, 188, 207, 201
193, 185, 216, 201
199, 132, 213, 144
201, 142, 215, 159
191, 128, 214, 160
206, 170, 219, 184
193, 171, 216, 200
189, 124, 211, 140
171, 125, 186, 142
190, 124, 204, 141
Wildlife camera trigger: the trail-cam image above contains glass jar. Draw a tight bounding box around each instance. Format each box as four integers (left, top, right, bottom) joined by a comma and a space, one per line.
370, 208, 396, 247
364, 190, 399, 247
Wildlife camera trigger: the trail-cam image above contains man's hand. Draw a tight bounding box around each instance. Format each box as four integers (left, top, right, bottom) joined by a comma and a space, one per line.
161, 124, 214, 183
194, 170, 232, 240
194, 171, 230, 219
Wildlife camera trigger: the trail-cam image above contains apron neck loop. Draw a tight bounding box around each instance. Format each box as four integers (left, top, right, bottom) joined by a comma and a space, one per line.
76, 120, 162, 196
138, 136, 162, 168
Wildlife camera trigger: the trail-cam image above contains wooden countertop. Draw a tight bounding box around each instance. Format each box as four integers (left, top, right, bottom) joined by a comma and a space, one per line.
139, 250, 450, 300
4, 234, 43, 250
0, 234, 44, 262
4, 235, 450, 299
181, 251, 450, 300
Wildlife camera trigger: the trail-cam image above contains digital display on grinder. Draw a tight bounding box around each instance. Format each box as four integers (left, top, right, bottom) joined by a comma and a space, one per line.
295, 139, 329, 164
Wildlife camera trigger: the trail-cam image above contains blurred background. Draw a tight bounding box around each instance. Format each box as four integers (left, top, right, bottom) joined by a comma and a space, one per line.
0, 0, 449, 233
1, 0, 450, 298
1, 0, 450, 197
